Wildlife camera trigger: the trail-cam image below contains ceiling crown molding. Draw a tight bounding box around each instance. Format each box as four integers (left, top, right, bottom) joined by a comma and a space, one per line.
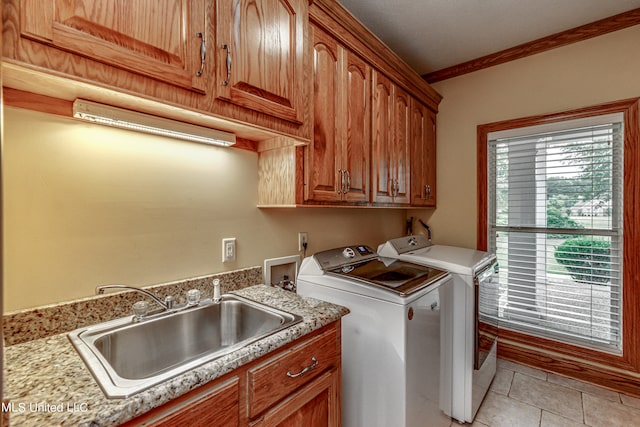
423, 8, 640, 84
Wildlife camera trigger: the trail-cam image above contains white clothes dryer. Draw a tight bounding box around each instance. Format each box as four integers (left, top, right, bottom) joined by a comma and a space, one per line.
378, 235, 499, 423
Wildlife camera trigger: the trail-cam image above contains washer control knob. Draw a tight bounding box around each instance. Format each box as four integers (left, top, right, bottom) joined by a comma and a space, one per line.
342, 247, 356, 258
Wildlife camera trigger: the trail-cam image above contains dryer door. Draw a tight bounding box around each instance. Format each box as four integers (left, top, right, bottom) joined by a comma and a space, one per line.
474, 261, 499, 370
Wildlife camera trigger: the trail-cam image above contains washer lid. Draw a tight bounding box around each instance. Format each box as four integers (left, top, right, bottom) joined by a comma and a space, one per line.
327, 257, 448, 296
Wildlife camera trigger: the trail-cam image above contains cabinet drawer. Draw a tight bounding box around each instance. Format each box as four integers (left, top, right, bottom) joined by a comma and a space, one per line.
247, 327, 339, 418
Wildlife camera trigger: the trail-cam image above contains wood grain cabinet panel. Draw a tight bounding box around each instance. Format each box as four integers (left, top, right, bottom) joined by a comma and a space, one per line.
247, 326, 339, 419
249, 368, 341, 427
121, 377, 239, 427
341, 50, 370, 203
18, 0, 208, 93
215, 0, 306, 124
372, 70, 410, 205
410, 99, 437, 207
306, 23, 370, 203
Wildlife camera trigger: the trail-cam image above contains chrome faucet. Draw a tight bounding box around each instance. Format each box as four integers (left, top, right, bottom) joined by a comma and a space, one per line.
96, 285, 174, 310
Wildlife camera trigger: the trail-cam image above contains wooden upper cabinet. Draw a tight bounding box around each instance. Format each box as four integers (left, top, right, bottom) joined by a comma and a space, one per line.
215, 0, 305, 124
306, 23, 369, 203
372, 70, 410, 204
393, 85, 411, 204
411, 99, 437, 207
306, 24, 340, 202
342, 50, 370, 203
19, 0, 208, 93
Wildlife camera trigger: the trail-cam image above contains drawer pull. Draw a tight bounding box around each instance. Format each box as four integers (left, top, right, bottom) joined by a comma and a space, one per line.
286, 357, 318, 378
195, 32, 206, 77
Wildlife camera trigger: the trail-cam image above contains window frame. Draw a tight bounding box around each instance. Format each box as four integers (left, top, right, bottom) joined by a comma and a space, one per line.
477, 98, 640, 378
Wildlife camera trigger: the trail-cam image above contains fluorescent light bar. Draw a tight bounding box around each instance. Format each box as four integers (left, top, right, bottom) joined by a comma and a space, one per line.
72, 99, 236, 147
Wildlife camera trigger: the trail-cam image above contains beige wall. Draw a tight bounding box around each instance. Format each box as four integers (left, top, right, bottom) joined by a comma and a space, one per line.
423, 25, 640, 249
3, 108, 405, 311
7, 25, 639, 311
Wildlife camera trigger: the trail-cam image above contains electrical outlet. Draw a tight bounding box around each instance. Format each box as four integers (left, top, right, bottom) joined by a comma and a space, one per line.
222, 238, 236, 262
298, 232, 308, 251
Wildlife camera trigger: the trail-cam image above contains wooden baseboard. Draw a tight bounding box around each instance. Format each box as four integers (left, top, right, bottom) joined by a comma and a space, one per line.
498, 338, 640, 398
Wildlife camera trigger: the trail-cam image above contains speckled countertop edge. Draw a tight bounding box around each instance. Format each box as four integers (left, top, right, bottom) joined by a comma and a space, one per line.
3, 285, 349, 427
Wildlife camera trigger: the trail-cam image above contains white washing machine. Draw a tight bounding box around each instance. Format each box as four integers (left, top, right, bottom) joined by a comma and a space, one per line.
378, 235, 499, 424
297, 244, 453, 427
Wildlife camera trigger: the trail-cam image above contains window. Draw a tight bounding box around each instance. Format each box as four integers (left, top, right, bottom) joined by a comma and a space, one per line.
477, 99, 640, 377
487, 114, 623, 353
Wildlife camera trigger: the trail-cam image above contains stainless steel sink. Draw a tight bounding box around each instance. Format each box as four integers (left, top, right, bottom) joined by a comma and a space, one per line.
68, 294, 302, 398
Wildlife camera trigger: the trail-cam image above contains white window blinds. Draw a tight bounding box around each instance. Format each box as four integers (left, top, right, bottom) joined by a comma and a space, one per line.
488, 114, 623, 353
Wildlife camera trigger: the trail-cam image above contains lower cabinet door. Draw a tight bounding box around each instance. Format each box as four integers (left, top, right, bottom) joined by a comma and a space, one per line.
128, 377, 239, 427
250, 368, 340, 427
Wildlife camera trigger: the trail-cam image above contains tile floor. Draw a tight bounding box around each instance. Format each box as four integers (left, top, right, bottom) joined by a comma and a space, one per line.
463, 359, 640, 427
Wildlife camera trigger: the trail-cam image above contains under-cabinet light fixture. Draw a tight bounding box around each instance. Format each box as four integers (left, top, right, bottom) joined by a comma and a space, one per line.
72, 99, 236, 147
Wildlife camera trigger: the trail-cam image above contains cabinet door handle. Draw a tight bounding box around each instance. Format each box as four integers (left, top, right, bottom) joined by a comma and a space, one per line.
425, 184, 431, 200
345, 170, 351, 193
286, 357, 318, 378
337, 169, 344, 194
222, 43, 232, 86
195, 32, 206, 77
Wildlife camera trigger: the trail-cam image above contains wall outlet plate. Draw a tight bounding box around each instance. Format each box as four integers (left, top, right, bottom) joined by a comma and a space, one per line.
298, 232, 308, 251
222, 238, 236, 262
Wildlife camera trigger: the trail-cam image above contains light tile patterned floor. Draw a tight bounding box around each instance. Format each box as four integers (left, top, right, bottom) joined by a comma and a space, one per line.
464, 359, 640, 427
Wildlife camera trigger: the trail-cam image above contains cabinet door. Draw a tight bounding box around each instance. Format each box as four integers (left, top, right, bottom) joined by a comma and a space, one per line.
250, 368, 340, 427
216, 0, 305, 124
20, 0, 207, 93
341, 50, 370, 203
124, 377, 239, 427
307, 25, 370, 204
410, 99, 437, 207
372, 71, 410, 204
392, 84, 411, 204
371, 70, 394, 204
306, 24, 342, 202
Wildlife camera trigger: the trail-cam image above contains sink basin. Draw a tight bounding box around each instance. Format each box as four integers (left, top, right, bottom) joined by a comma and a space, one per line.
68, 294, 302, 398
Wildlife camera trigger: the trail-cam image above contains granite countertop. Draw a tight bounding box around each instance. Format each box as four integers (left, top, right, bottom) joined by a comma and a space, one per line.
3, 285, 349, 427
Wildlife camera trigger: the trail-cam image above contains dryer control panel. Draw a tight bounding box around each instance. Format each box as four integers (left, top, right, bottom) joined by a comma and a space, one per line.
385, 235, 432, 254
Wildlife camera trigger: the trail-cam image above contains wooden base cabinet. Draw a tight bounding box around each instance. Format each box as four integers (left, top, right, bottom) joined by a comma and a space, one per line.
121, 377, 240, 427
123, 322, 342, 427
250, 368, 340, 427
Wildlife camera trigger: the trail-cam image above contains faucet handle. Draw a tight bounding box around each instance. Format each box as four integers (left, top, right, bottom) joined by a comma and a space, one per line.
132, 301, 149, 320
164, 295, 174, 309
213, 279, 221, 302
187, 289, 201, 305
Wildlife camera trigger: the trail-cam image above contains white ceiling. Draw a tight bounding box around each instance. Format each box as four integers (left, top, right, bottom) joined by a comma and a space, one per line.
337, 0, 640, 75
